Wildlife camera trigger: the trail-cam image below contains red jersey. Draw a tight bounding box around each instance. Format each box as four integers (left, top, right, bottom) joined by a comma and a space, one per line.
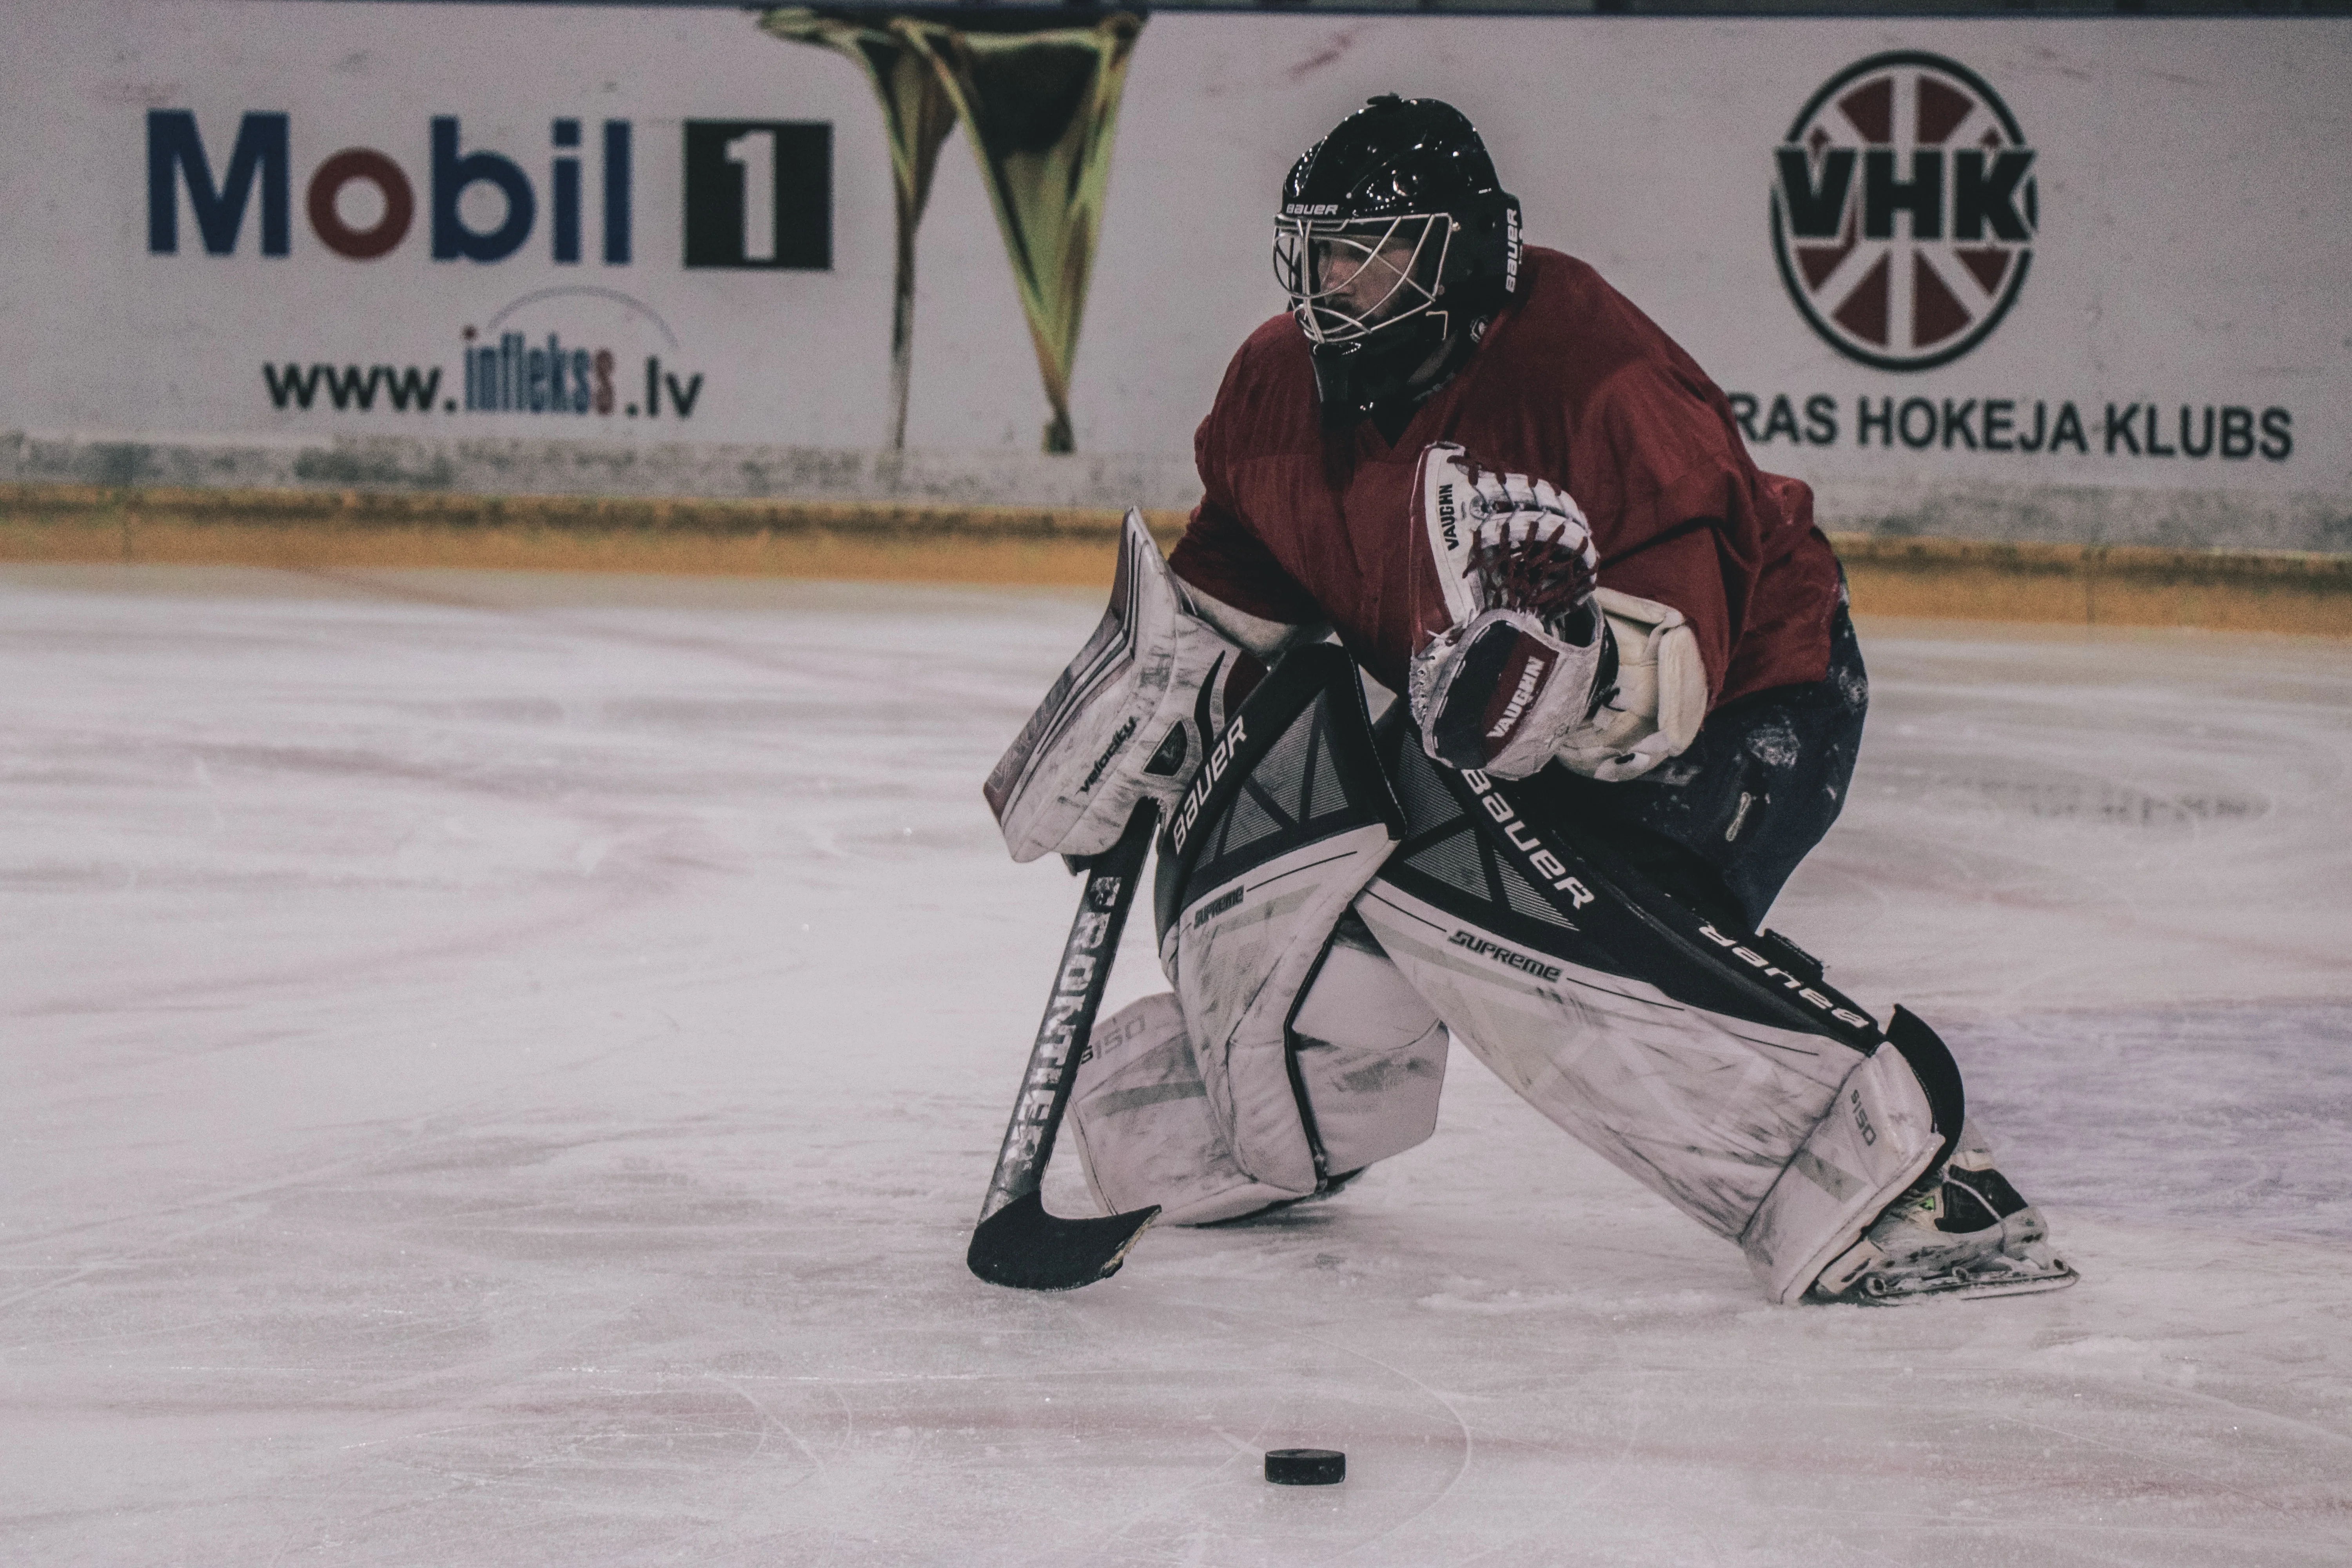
1170, 247, 1841, 708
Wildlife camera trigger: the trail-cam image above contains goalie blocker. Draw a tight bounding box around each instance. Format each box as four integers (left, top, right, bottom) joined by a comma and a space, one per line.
985, 510, 1264, 864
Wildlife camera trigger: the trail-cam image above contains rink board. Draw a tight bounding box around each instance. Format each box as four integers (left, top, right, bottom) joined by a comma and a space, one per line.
0, 5, 2346, 544
5, 480, 2348, 634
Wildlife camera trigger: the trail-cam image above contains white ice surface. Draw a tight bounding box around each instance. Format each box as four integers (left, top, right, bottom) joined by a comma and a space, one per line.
4, 564, 2349, 1567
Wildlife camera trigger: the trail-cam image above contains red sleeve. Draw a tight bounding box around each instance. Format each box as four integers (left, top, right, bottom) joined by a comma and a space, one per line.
1577, 361, 1776, 704
1597, 526, 1730, 693
1169, 495, 1321, 626
1727, 473, 1840, 701
1168, 362, 1323, 626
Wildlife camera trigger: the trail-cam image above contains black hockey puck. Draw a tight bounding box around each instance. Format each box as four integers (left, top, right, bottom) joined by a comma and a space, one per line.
1264, 1448, 1346, 1486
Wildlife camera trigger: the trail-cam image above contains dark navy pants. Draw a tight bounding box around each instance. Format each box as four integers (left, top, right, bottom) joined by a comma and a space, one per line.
1524, 602, 1869, 933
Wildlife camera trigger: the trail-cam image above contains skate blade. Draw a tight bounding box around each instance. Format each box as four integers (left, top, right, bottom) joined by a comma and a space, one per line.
1854, 1258, 2080, 1306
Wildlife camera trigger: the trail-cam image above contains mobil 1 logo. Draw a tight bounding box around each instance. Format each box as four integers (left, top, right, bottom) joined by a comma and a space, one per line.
1771, 53, 2034, 372
682, 120, 831, 269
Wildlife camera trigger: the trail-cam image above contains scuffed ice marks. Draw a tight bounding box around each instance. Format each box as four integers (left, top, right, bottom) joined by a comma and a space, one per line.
1782, 624, 2350, 1011
1412, 1276, 1584, 1315
1866, 762, 2266, 832
1949, 1000, 2352, 1245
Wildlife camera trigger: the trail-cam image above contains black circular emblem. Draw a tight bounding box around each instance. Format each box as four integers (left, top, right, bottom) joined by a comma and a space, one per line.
1771, 52, 2037, 372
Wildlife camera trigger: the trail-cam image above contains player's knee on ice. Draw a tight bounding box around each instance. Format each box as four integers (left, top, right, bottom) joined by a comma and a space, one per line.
1066, 927, 1448, 1227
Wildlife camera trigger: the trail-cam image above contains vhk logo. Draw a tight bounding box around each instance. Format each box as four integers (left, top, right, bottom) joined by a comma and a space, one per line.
1771, 53, 2036, 372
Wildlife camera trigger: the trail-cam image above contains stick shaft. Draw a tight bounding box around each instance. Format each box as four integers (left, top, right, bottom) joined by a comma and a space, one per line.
976, 801, 1157, 1225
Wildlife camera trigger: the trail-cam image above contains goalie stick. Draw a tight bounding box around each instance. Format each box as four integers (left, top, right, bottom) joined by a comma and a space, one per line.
966, 800, 1162, 1290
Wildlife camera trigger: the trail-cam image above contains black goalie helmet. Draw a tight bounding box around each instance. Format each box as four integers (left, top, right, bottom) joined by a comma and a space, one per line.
1274, 96, 1522, 420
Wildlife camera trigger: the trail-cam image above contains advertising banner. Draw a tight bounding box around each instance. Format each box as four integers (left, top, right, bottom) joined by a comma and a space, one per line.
2, 3, 2345, 544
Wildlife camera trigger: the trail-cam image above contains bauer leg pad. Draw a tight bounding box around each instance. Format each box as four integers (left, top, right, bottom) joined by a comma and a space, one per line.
1739, 1037, 1944, 1303
1290, 917, 1449, 1178
1355, 728, 1961, 1302
1155, 645, 1408, 1201
1068, 646, 1450, 1224
1065, 953, 1448, 1228
1065, 993, 1308, 1225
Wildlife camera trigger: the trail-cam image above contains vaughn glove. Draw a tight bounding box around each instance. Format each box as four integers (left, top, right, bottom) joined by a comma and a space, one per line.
1406, 443, 1615, 777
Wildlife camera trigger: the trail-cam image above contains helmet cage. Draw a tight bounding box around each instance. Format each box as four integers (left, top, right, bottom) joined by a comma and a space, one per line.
1274, 212, 1455, 347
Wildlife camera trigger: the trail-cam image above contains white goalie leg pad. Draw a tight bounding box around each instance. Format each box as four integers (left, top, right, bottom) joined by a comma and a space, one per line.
1170, 829, 1400, 1199
984, 510, 1251, 863
1065, 993, 1307, 1225
1063, 938, 1448, 1227
1356, 742, 1964, 1301
1358, 879, 1938, 1303
1156, 646, 1409, 1203
1289, 926, 1449, 1176
1737, 1042, 1944, 1304
1355, 880, 1855, 1239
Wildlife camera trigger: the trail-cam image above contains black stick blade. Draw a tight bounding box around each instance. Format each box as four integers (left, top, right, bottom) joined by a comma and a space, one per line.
966, 1191, 1161, 1291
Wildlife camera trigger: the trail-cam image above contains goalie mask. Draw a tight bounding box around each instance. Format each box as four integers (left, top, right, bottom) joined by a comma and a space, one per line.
1274, 96, 1522, 423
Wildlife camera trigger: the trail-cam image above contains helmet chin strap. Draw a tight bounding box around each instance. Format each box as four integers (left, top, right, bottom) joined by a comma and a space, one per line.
1401, 322, 1482, 396
1312, 315, 1488, 434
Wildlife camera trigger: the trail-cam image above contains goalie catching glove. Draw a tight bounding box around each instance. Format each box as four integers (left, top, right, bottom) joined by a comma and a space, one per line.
1406, 444, 1610, 777
1406, 443, 1705, 781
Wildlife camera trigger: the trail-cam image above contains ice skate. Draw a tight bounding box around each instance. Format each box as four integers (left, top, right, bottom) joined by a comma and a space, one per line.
1809, 1123, 2079, 1305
